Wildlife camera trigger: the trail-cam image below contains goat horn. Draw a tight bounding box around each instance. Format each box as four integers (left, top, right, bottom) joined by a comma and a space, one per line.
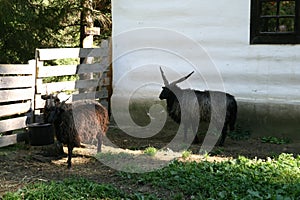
171, 71, 194, 85
62, 96, 71, 104
159, 67, 169, 85
60, 96, 71, 108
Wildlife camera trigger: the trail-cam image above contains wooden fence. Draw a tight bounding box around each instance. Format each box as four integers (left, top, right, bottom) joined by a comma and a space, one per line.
0, 61, 35, 147
0, 39, 112, 148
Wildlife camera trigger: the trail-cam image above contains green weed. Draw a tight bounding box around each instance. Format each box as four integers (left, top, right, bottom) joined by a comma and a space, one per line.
261, 136, 290, 144
122, 153, 300, 199
181, 150, 192, 160
144, 147, 157, 156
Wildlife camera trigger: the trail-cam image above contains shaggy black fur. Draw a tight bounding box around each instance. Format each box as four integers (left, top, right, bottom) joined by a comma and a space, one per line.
159, 74, 237, 146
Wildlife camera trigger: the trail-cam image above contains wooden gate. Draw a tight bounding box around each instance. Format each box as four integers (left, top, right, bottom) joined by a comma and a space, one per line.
0, 39, 112, 147
34, 40, 112, 122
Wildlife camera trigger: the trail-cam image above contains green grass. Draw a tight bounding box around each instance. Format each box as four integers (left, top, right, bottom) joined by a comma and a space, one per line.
2, 178, 157, 200
121, 153, 300, 199
261, 136, 291, 144
2, 153, 300, 199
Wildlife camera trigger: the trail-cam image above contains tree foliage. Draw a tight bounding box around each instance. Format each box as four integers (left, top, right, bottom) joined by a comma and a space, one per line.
0, 0, 111, 64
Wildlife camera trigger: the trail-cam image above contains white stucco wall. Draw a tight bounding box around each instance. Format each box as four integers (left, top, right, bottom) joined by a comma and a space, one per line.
112, 0, 300, 104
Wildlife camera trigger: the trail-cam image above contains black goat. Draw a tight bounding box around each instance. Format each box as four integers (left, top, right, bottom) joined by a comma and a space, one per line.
159, 67, 237, 146
42, 94, 109, 168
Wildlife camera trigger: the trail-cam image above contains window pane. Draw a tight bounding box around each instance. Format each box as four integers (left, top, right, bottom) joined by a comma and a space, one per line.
261, 1, 277, 15
280, 1, 295, 15
251, 0, 300, 44
279, 18, 295, 31
260, 18, 277, 32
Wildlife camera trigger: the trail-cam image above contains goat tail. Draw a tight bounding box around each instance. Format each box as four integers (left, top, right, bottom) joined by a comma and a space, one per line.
94, 102, 109, 136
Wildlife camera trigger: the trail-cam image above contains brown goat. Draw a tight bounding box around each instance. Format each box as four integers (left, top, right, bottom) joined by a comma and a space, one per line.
42, 94, 109, 168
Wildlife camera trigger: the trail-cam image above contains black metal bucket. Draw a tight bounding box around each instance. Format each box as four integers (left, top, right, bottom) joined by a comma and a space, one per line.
28, 123, 54, 146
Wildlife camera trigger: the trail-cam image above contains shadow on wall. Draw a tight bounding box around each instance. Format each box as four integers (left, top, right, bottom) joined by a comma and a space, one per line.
110, 95, 300, 143
237, 101, 300, 142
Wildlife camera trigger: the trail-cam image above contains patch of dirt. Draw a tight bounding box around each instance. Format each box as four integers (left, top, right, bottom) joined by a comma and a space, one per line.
107, 124, 300, 159
1, 124, 300, 197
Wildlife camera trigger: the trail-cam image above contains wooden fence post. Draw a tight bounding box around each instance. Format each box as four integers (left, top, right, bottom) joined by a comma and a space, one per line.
28, 59, 36, 124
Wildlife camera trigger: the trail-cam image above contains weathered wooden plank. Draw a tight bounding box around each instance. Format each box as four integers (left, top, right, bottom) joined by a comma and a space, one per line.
0, 88, 34, 103
100, 56, 111, 66
80, 48, 109, 58
37, 48, 80, 60
72, 90, 108, 101
76, 79, 110, 89
0, 101, 32, 118
76, 79, 99, 89
37, 48, 109, 61
0, 132, 27, 148
35, 90, 108, 110
37, 65, 78, 78
0, 76, 34, 89
37, 81, 76, 94
37, 63, 110, 77
0, 116, 28, 133
0, 63, 35, 75
77, 62, 110, 74
37, 78, 110, 94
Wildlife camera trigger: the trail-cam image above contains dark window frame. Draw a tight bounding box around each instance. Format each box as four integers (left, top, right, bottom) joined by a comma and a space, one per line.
250, 0, 300, 44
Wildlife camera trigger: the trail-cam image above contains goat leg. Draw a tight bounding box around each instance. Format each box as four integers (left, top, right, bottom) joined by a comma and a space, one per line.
192, 134, 200, 144
67, 144, 73, 169
218, 124, 228, 146
97, 132, 103, 153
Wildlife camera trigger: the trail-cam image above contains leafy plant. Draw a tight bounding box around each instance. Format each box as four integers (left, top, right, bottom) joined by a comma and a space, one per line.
181, 150, 192, 160
261, 136, 290, 144
122, 153, 300, 199
144, 147, 157, 156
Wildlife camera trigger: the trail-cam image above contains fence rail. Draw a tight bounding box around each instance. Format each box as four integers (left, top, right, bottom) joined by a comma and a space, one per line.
0, 39, 112, 148
0, 61, 35, 147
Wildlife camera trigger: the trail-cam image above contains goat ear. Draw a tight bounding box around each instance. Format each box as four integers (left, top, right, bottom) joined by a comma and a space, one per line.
171, 71, 194, 85
159, 67, 169, 86
41, 95, 49, 100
